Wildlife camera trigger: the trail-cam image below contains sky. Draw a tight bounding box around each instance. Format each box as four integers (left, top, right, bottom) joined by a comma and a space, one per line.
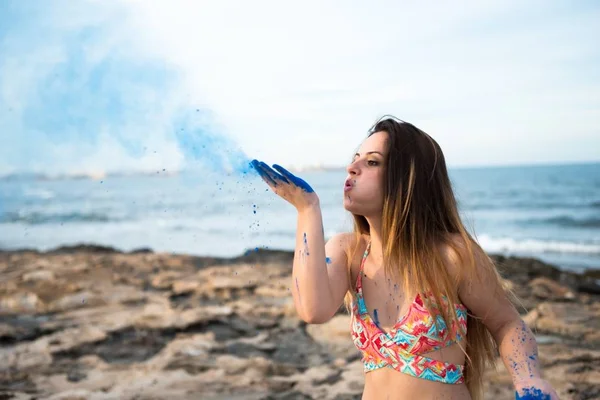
1, 0, 599, 177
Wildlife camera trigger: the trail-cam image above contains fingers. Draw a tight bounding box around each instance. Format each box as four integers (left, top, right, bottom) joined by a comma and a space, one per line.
272, 164, 314, 193
259, 162, 290, 184
252, 160, 314, 194
271, 164, 294, 180
251, 160, 278, 187
251, 160, 290, 189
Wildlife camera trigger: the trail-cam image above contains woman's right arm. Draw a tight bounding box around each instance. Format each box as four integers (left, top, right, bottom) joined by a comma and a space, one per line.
249, 159, 352, 324
290, 204, 352, 324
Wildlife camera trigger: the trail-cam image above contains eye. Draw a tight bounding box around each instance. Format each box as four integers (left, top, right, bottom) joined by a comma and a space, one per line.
367, 160, 379, 166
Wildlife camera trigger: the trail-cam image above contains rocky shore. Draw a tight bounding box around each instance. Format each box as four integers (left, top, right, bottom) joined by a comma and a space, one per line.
1, 245, 599, 400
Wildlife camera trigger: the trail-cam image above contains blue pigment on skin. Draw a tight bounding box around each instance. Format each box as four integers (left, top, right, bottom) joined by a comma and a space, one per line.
250, 160, 314, 193
295, 278, 301, 301
373, 309, 381, 327
325, 257, 332, 265
272, 164, 314, 193
515, 387, 551, 400
250, 160, 278, 186
303, 232, 310, 256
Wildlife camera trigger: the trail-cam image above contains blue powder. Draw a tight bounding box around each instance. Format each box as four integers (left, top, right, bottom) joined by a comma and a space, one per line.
272, 164, 314, 193
303, 232, 310, 256
325, 257, 332, 265
250, 160, 277, 186
249, 160, 314, 193
176, 113, 252, 176
515, 387, 551, 400
373, 309, 380, 327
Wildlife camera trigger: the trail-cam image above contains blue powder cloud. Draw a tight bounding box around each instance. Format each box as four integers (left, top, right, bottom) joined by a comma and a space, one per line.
0, 0, 251, 177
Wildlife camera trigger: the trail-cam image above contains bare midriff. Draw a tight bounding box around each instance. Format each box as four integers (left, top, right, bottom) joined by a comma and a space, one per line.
361, 343, 471, 400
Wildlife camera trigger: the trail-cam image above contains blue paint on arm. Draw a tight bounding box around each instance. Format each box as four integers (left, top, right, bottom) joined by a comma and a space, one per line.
303, 232, 310, 256
295, 277, 301, 302
325, 257, 332, 265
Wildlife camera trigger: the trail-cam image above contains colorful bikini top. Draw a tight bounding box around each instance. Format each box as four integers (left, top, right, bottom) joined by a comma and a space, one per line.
350, 241, 468, 384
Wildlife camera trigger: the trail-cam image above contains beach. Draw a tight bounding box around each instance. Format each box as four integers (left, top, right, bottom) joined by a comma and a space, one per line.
1, 244, 599, 399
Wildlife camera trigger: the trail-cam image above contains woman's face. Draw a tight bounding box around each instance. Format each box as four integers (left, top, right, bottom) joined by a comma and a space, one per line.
343, 131, 388, 216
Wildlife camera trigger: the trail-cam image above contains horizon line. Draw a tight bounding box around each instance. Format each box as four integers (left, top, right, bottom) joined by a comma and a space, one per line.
1, 159, 598, 182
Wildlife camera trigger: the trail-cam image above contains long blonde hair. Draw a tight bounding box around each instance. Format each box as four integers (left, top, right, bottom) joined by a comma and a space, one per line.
343, 117, 508, 400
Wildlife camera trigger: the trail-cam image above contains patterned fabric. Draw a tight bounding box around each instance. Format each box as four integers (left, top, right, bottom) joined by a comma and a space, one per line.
350, 241, 468, 384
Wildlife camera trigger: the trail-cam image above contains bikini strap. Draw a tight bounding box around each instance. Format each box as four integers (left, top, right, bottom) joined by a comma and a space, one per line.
356, 240, 371, 293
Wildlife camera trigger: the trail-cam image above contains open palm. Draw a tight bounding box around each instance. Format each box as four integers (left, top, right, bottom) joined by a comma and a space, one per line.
250, 159, 319, 211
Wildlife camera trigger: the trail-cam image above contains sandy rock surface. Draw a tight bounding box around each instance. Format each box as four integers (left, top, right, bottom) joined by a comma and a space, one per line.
1, 246, 599, 399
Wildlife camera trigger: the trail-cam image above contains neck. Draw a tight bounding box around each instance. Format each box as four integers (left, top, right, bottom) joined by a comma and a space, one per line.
366, 215, 384, 262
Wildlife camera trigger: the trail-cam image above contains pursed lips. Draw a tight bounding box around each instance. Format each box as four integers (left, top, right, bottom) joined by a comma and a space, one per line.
344, 179, 353, 192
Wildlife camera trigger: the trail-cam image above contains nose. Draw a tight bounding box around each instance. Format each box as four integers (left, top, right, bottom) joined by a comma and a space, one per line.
346, 159, 359, 176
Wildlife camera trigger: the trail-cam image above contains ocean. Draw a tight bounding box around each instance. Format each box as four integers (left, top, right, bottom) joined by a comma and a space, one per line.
0, 162, 599, 272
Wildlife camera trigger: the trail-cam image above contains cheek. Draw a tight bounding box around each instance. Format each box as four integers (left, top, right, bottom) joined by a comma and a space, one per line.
369, 173, 385, 197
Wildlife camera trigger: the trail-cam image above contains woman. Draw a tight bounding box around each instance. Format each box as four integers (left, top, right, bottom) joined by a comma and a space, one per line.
250, 117, 559, 400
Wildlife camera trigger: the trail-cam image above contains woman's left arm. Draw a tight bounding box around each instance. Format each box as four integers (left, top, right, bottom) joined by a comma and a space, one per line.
494, 319, 559, 399
444, 241, 560, 400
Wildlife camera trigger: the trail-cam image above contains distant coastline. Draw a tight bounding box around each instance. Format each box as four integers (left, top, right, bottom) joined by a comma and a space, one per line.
1, 160, 598, 182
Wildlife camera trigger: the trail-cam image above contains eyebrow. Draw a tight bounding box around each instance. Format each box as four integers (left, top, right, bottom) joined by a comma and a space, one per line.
354, 151, 384, 157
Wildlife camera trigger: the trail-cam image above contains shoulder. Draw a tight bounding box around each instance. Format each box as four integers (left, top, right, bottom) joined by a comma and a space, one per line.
438, 233, 498, 286
438, 233, 482, 282
326, 232, 369, 273
439, 233, 466, 262
326, 232, 368, 258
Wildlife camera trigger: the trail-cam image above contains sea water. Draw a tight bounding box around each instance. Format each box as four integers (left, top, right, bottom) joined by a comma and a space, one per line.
0, 162, 598, 272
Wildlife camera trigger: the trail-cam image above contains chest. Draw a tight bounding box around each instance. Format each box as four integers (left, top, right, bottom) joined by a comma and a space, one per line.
356, 258, 415, 333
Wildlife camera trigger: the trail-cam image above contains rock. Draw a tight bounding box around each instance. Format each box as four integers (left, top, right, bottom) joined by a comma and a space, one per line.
0, 345, 53, 372
529, 302, 598, 341
150, 271, 180, 290
0, 247, 598, 399
215, 354, 275, 377
306, 315, 356, 360
577, 280, 600, 295
529, 277, 575, 301
172, 280, 200, 294
22, 270, 55, 282
0, 292, 43, 314
49, 291, 106, 312
149, 333, 221, 373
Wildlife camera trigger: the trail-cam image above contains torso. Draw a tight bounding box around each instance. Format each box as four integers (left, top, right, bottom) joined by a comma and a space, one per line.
349, 235, 471, 400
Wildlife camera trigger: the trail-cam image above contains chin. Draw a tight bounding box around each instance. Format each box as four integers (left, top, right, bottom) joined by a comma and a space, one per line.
343, 196, 360, 214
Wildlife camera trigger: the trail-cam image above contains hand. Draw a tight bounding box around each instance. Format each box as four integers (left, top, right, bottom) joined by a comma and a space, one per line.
250, 159, 319, 212
515, 378, 560, 400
